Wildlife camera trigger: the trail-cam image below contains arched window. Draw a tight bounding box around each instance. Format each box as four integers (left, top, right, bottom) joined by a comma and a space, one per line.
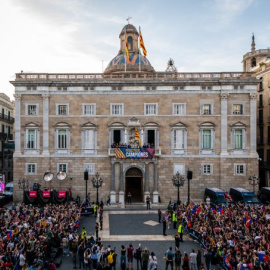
251, 57, 256, 67
127, 36, 133, 51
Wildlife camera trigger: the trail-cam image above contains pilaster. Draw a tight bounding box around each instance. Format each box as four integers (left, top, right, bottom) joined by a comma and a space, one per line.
42, 94, 50, 155
250, 93, 257, 155
14, 94, 22, 155
220, 93, 229, 155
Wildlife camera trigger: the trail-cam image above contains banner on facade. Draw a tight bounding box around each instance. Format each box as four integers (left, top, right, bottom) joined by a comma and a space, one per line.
0, 174, 5, 193
43, 190, 50, 197
58, 191, 66, 198
29, 191, 37, 198
114, 147, 155, 159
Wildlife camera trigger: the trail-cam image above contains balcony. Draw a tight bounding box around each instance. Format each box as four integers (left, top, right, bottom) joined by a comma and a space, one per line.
108, 147, 161, 159
0, 113, 14, 124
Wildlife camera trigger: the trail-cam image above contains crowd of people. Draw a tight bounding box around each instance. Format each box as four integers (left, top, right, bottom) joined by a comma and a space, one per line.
0, 203, 82, 269
2, 198, 270, 270
169, 202, 270, 270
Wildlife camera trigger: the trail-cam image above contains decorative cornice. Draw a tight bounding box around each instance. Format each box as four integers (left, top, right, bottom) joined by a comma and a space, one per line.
250, 93, 257, 100
42, 94, 50, 100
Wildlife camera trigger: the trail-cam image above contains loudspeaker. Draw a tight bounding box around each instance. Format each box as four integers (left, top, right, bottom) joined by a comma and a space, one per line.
84, 171, 89, 181
187, 170, 193, 180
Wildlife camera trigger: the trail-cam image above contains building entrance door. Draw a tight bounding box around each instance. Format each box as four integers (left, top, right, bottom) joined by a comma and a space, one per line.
125, 167, 143, 202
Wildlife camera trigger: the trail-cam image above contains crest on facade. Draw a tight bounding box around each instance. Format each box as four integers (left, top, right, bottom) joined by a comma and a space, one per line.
127, 117, 141, 127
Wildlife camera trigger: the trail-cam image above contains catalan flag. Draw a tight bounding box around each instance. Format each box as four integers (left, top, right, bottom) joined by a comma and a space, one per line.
139, 27, 147, 57
125, 33, 130, 63
134, 128, 141, 147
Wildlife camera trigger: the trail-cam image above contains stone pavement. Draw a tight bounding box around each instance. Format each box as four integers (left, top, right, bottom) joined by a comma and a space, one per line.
58, 205, 208, 270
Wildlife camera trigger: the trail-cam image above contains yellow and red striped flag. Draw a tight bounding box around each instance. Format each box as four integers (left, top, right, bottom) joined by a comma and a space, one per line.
135, 128, 141, 147
139, 27, 147, 57
125, 33, 130, 63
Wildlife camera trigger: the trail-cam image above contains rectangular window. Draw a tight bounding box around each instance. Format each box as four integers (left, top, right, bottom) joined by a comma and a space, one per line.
27, 130, 36, 149
259, 110, 263, 124
28, 105, 37, 115
145, 103, 157, 115
58, 130, 67, 149
202, 130, 212, 149
173, 104, 186, 115
58, 105, 68, 115
201, 104, 212, 115
234, 164, 246, 175
26, 163, 37, 174
83, 104, 96, 115
234, 130, 243, 149
202, 164, 212, 175
57, 163, 67, 173
84, 163, 95, 175
232, 104, 243, 115
111, 104, 123, 115
173, 129, 185, 149
84, 130, 95, 149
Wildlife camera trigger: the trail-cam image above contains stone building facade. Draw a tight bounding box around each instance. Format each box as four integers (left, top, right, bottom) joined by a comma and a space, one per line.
243, 35, 270, 187
11, 24, 259, 203
0, 93, 14, 182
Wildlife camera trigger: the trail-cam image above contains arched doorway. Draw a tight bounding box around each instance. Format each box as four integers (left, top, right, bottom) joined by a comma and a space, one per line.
125, 167, 143, 202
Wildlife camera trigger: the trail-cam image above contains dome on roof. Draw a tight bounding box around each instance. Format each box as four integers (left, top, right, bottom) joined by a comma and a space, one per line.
120, 24, 138, 35
105, 53, 155, 73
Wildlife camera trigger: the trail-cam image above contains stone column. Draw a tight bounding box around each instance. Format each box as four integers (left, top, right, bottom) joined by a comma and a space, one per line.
110, 161, 116, 203
144, 162, 150, 202
250, 93, 257, 155
220, 93, 229, 155
153, 161, 159, 203
14, 94, 22, 155
42, 94, 50, 155
119, 162, 125, 204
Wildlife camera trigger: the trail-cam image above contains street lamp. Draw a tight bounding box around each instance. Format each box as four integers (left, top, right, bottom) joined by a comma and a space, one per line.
248, 175, 260, 193
92, 172, 103, 204
187, 169, 193, 205
172, 171, 185, 205
18, 179, 29, 203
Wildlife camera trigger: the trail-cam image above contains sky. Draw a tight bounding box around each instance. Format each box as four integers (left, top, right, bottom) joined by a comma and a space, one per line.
1, 0, 270, 100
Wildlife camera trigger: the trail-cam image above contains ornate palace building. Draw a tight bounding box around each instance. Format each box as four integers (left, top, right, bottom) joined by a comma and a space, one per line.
11, 24, 259, 203
243, 35, 270, 187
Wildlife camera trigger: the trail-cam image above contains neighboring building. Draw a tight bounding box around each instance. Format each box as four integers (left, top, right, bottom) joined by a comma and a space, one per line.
243, 34, 270, 187
0, 93, 14, 182
11, 24, 259, 203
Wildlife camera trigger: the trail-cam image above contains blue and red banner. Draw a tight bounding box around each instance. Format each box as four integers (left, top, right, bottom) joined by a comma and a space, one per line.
114, 147, 155, 159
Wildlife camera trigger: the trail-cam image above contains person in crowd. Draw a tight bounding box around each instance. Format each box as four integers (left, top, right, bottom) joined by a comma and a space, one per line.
127, 243, 134, 269
146, 196, 150, 210
162, 216, 167, 236
135, 243, 143, 270
141, 247, 150, 270
174, 248, 182, 270
127, 192, 132, 204
189, 249, 197, 270
120, 245, 127, 270
174, 232, 180, 250
148, 251, 157, 270
196, 250, 202, 270
182, 252, 190, 270
165, 246, 174, 270
177, 221, 184, 242
158, 209, 162, 223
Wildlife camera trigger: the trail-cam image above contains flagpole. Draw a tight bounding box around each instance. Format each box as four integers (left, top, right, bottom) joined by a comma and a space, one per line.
125, 28, 127, 73
139, 26, 141, 72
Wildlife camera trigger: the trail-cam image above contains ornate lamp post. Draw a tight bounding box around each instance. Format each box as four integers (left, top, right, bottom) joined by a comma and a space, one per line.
92, 172, 103, 204
172, 171, 185, 205
18, 179, 29, 202
248, 175, 260, 193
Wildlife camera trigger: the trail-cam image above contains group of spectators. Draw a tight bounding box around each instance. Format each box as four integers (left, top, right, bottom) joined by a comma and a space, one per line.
175, 202, 270, 270
0, 202, 81, 269
111, 142, 155, 149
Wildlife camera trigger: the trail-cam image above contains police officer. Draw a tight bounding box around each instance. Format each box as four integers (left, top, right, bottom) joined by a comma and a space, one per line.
177, 222, 184, 242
